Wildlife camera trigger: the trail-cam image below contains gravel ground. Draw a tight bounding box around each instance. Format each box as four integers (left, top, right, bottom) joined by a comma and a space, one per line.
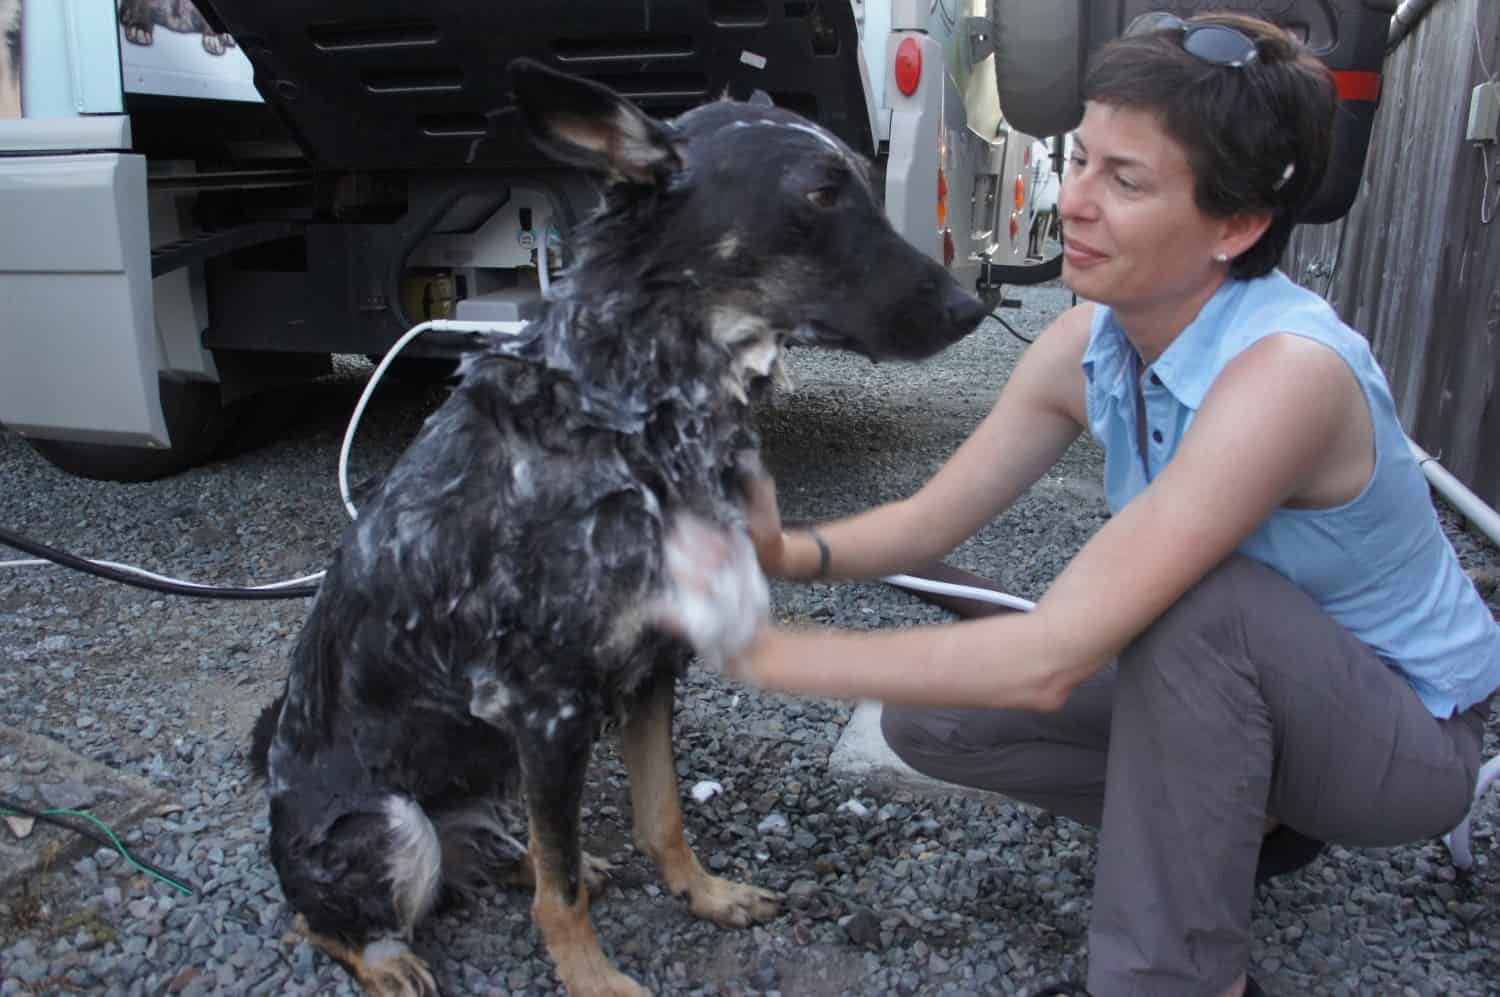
1, 281, 1497, 997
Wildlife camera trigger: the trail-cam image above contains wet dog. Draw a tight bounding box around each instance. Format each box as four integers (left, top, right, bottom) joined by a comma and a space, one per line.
250, 60, 988, 997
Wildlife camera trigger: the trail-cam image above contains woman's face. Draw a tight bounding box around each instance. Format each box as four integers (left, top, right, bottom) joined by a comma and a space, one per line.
1058, 101, 1236, 320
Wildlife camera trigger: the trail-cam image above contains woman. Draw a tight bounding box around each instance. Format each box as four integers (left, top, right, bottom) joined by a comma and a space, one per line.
657, 12, 1500, 997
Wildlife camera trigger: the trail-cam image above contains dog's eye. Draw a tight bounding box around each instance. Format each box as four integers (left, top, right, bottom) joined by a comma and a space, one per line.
805, 186, 841, 209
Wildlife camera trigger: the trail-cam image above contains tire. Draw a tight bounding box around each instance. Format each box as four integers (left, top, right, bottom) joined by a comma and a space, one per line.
992, 0, 1087, 139
27, 378, 229, 482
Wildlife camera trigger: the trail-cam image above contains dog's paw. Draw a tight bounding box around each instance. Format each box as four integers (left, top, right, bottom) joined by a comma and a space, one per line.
560, 970, 651, 997
124, 24, 154, 45
681, 875, 779, 928
354, 944, 438, 997
581, 851, 616, 893
288, 917, 438, 997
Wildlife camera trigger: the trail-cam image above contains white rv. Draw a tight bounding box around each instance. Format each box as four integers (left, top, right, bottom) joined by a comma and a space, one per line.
0, 0, 1393, 480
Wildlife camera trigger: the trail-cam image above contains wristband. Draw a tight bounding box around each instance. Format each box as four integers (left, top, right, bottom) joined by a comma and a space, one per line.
806, 526, 831, 580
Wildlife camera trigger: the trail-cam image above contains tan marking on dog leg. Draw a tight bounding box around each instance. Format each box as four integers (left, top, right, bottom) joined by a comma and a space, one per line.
506, 849, 614, 893
527, 837, 648, 997
287, 915, 437, 997
619, 678, 779, 927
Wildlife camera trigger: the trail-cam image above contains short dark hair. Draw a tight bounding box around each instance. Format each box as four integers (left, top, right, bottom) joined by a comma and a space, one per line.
1081, 13, 1337, 279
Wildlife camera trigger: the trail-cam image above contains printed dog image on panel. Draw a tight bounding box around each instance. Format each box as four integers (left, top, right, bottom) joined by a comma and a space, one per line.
0, 0, 20, 118
118, 0, 235, 55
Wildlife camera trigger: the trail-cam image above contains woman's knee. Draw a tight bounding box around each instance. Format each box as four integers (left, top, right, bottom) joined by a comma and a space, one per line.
879, 703, 950, 765
1120, 555, 1272, 685
880, 704, 1035, 772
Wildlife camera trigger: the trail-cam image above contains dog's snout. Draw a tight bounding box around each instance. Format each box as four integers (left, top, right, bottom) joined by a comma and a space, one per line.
945, 288, 990, 334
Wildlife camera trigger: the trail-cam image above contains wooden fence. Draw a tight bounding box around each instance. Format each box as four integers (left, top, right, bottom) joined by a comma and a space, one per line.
1284, 0, 1500, 506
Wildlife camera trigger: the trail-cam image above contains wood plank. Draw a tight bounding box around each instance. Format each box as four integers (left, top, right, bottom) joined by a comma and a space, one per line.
1286, 0, 1500, 505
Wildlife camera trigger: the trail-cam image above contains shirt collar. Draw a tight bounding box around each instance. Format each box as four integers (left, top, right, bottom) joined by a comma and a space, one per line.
1083, 278, 1252, 411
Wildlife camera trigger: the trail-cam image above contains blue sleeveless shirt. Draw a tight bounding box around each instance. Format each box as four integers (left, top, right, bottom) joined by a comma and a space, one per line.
1082, 270, 1500, 718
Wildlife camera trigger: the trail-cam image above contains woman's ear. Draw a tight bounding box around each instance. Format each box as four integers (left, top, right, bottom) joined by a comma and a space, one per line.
1213, 209, 1273, 264
505, 58, 681, 185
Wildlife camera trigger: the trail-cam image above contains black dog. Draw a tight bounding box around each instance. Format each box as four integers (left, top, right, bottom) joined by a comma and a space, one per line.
251, 60, 988, 997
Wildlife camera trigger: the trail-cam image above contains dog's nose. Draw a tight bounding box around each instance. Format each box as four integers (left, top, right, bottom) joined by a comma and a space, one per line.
946, 290, 990, 333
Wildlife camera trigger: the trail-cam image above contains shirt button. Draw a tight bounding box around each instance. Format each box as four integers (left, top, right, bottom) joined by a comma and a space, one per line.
1151, 429, 1163, 444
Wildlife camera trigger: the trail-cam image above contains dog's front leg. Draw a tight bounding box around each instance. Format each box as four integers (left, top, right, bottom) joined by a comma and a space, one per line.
518, 715, 647, 997
620, 671, 779, 927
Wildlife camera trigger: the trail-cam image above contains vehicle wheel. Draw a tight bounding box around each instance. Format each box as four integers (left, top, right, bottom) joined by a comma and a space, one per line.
27, 377, 229, 482
991, 0, 1086, 138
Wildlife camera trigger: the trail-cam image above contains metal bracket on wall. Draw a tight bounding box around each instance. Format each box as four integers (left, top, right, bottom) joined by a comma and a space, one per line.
964, 16, 994, 64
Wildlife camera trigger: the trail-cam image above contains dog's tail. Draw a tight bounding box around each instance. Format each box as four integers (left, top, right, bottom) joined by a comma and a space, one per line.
249, 691, 284, 780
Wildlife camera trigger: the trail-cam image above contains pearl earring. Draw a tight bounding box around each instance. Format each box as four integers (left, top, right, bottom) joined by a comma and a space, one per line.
1213, 252, 1229, 263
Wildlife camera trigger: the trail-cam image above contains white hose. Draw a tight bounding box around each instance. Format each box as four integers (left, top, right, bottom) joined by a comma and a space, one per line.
881, 573, 1036, 612
537, 217, 551, 295
339, 318, 527, 519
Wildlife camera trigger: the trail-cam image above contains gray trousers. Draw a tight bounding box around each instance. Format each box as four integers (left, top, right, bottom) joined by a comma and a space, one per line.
881, 555, 1490, 997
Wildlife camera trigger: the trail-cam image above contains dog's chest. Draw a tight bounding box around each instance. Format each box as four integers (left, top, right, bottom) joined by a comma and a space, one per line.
344, 353, 751, 700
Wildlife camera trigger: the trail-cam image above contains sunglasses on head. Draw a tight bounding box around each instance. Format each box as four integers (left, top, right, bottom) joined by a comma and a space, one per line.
1121, 12, 1298, 196
1125, 11, 1260, 68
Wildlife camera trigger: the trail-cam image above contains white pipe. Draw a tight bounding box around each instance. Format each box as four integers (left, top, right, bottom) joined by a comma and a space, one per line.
881, 573, 1036, 612
1408, 438, 1500, 552
339, 318, 528, 519
537, 218, 551, 295
883, 439, 1500, 614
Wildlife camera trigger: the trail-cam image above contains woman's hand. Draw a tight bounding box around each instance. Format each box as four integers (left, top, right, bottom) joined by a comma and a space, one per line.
736, 450, 790, 578
653, 512, 770, 679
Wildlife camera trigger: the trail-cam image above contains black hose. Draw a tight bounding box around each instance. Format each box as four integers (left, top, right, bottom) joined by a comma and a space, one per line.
992, 312, 1035, 345
0, 526, 318, 600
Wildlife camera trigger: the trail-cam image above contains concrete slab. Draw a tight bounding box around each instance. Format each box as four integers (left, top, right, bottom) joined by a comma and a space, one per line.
828, 700, 992, 799
0, 725, 171, 892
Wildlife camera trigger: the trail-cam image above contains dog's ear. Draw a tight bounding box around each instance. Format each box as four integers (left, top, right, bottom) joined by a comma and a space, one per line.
506, 58, 680, 185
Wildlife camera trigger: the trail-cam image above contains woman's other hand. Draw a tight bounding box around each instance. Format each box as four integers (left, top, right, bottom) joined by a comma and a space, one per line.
736, 450, 789, 578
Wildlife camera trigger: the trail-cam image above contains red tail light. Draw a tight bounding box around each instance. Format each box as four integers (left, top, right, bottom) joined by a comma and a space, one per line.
895, 38, 921, 96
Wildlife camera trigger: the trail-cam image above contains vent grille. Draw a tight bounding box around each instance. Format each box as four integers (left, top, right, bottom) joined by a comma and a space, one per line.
418, 113, 488, 138
362, 70, 465, 95
709, 0, 768, 28
554, 35, 697, 63
586, 72, 711, 104
308, 20, 440, 52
